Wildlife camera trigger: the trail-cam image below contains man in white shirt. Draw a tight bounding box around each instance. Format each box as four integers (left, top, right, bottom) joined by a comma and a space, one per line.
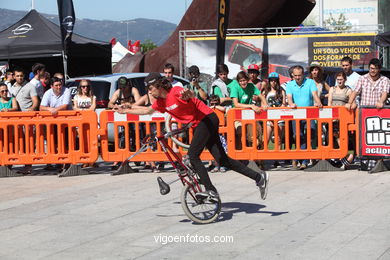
341, 56, 360, 91
163, 63, 183, 88
40, 76, 72, 114
27, 63, 46, 99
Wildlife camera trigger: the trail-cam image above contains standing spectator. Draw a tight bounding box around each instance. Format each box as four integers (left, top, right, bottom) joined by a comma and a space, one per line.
40, 77, 72, 114
11, 68, 39, 111
73, 80, 97, 168
163, 63, 183, 88
262, 72, 286, 168
10, 69, 39, 174
40, 71, 51, 93
210, 64, 234, 106
308, 62, 330, 105
108, 77, 141, 170
247, 64, 266, 91
27, 63, 46, 99
0, 83, 18, 111
341, 56, 361, 91
73, 80, 96, 111
286, 65, 322, 169
231, 71, 267, 151
108, 77, 141, 109
132, 85, 160, 173
186, 65, 208, 103
345, 58, 390, 171
3, 70, 14, 97
328, 71, 354, 169
40, 77, 72, 172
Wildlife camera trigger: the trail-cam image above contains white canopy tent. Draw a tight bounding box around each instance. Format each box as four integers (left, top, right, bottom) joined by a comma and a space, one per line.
112, 42, 134, 65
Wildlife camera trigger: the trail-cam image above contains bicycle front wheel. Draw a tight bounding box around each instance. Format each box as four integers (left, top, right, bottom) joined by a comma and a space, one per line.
181, 183, 221, 224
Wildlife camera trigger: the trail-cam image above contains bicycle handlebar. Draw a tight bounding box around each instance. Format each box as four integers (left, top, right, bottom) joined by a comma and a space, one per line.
164, 123, 193, 138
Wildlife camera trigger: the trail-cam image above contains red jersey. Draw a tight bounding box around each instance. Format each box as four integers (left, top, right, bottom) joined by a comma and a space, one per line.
152, 86, 213, 127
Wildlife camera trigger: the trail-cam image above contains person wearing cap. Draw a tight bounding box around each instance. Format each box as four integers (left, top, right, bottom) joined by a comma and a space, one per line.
262, 72, 286, 168
108, 76, 141, 169
247, 64, 266, 91
308, 61, 330, 105
108, 76, 141, 109
186, 65, 208, 104
286, 65, 322, 170
115, 72, 270, 201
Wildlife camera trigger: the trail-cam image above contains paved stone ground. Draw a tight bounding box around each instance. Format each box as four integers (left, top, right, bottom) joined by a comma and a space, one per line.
0, 164, 390, 260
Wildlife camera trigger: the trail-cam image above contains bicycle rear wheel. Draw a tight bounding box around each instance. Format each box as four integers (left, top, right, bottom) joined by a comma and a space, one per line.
181, 183, 221, 224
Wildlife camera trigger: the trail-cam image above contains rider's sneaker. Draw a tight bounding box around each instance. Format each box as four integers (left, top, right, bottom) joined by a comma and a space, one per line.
195, 190, 219, 203
256, 171, 269, 200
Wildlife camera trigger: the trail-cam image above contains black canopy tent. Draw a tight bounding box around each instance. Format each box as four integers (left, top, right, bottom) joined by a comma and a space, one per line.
0, 9, 111, 78
375, 31, 390, 47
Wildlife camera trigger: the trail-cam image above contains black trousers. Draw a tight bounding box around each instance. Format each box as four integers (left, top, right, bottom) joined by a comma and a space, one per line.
188, 113, 261, 192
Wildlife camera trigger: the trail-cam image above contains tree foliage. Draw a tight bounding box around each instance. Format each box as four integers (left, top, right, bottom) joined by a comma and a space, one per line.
141, 39, 157, 54
324, 13, 352, 31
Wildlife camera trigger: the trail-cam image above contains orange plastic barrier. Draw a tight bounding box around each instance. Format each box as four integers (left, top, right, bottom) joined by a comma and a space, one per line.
225, 106, 355, 160
99, 109, 227, 162
0, 111, 99, 166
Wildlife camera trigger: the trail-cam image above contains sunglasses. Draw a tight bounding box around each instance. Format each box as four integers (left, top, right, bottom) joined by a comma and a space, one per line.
0, 90, 8, 93
80, 85, 90, 88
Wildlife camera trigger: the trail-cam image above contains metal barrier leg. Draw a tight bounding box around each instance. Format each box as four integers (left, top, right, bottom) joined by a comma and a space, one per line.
304, 160, 341, 172
368, 160, 389, 174
58, 164, 89, 177
111, 161, 139, 176
0, 166, 23, 177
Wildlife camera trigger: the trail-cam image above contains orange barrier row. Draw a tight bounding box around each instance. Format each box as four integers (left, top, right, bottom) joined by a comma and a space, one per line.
0, 111, 99, 166
225, 106, 355, 160
99, 109, 227, 162
0, 107, 356, 170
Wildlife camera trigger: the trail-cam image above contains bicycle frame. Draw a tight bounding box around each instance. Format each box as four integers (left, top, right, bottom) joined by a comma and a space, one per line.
156, 135, 203, 199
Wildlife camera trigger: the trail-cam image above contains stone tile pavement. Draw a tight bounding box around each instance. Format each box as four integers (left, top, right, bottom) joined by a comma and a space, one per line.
0, 165, 389, 259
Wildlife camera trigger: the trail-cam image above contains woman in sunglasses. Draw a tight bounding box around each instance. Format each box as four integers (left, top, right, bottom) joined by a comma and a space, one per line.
0, 83, 18, 112
73, 80, 96, 111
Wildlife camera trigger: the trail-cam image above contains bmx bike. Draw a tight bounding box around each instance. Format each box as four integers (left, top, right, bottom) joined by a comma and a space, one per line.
126, 123, 221, 224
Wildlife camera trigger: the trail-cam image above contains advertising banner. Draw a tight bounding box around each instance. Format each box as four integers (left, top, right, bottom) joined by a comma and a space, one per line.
360, 107, 390, 159
185, 33, 377, 83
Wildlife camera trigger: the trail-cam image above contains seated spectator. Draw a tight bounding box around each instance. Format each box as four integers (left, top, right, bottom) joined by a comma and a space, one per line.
261, 72, 286, 168
231, 71, 267, 150
0, 83, 18, 112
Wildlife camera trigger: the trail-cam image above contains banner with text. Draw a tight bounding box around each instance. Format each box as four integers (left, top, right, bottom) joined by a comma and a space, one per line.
185, 32, 377, 84
360, 107, 390, 159
308, 34, 377, 68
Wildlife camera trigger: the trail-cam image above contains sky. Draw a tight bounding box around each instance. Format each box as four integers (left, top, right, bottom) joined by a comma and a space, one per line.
0, 0, 193, 25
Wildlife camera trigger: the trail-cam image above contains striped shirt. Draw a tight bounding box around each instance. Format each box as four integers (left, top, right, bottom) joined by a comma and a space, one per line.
354, 73, 390, 106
